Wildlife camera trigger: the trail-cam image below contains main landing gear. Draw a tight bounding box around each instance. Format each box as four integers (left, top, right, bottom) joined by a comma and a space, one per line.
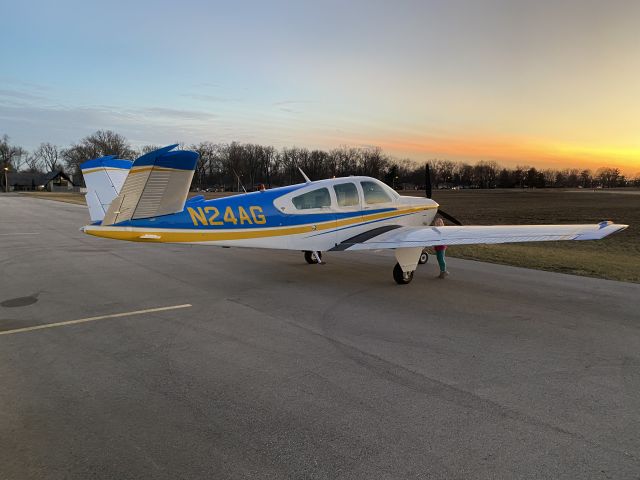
393, 248, 429, 285
304, 251, 323, 264
393, 263, 414, 284
302, 248, 428, 284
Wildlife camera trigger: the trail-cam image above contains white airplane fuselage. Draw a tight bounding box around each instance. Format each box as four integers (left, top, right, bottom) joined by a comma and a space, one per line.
83, 176, 439, 251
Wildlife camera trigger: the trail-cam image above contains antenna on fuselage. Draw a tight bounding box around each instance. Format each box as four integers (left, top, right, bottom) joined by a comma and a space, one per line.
231, 168, 247, 193
298, 167, 311, 183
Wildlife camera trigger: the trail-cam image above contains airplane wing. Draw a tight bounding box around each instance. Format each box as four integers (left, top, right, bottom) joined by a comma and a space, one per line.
332, 221, 628, 251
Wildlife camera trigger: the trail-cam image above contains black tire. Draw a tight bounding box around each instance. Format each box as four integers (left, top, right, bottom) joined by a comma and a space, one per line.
418, 250, 428, 264
304, 251, 322, 264
393, 263, 414, 284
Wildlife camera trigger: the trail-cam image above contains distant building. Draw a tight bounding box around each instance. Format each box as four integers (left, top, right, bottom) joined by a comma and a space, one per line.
6, 170, 77, 192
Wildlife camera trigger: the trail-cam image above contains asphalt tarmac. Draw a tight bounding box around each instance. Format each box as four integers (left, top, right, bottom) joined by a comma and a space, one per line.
1, 194, 639, 479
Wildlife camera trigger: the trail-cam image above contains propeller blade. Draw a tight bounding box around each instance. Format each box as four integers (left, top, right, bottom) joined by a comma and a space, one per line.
438, 209, 462, 226
425, 164, 432, 199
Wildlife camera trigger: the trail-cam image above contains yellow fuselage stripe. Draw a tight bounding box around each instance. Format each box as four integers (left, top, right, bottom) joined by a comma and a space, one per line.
82, 167, 130, 174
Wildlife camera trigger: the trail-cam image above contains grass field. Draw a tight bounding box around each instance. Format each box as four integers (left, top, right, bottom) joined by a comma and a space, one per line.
20, 188, 639, 283
417, 189, 639, 283
21, 191, 87, 205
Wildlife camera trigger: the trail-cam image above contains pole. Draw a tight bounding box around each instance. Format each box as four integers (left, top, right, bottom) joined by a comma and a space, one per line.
4, 168, 7, 193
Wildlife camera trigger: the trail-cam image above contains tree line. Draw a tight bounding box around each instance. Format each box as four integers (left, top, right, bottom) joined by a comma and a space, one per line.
2, 131, 638, 191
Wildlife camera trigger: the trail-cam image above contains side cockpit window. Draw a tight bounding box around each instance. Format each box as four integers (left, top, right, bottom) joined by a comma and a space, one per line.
292, 188, 331, 210
333, 183, 359, 207
360, 181, 392, 204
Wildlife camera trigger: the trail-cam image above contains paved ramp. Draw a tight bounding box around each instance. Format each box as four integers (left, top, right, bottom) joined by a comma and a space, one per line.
1, 195, 639, 479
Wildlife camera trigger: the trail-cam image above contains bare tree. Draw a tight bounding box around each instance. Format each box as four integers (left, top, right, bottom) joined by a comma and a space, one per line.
34, 143, 62, 171
579, 169, 593, 188
543, 169, 557, 187
138, 145, 160, 155
473, 161, 499, 188
0, 134, 26, 170
24, 154, 44, 173
63, 130, 135, 176
427, 160, 442, 187
596, 167, 620, 188
190, 142, 217, 190
456, 163, 475, 187
359, 147, 389, 179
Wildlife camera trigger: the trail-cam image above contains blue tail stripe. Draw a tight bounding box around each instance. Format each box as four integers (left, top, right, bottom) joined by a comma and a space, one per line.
131, 145, 198, 171
80, 157, 133, 170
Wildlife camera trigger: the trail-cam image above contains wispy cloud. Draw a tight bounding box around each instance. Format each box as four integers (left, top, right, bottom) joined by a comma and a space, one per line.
271, 99, 313, 114
0, 77, 51, 92
191, 82, 223, 89
130, 106, 217, 121
0, 102, 221, 150
181, 93, 240, 103
0, 88, 48, 103
272, 100, 313, 107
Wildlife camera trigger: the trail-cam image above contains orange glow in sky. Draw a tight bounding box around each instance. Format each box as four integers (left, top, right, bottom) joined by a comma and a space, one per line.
356, 135, 640, 175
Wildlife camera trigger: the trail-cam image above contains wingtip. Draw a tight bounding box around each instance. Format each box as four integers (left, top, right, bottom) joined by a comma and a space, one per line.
576, 222, 628, 240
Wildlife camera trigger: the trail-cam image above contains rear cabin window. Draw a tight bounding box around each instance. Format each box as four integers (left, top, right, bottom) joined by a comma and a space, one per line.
292, 188, 331, 210
333, 183, 359, 207
360, 181, 392, 204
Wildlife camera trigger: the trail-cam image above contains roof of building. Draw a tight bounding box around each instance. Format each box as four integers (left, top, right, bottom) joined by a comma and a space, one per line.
8, 170, 75, 187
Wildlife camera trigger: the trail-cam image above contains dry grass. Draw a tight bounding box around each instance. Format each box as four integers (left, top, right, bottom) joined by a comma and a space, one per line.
21, 191, 87, 205
23, 188, 638, 282
409, 189, 639, 283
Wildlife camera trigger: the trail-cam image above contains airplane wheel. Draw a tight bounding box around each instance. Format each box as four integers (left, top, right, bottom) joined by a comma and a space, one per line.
304, 251, 322, 264
418, 250, 428, 264
393, 263, 414, 285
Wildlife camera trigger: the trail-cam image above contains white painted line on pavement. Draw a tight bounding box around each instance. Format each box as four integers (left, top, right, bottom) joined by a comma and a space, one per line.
0, 304, 192, 336
0, 233, 40, 236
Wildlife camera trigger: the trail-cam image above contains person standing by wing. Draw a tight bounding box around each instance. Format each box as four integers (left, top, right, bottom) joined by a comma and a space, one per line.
433, 217, 449, 278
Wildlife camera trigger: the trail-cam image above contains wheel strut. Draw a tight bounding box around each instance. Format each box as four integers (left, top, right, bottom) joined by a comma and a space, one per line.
304, 251, 323, 264
393, 262, 414, 284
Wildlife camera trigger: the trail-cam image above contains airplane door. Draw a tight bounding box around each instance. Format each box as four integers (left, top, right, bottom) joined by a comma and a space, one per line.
332, 181, 364, 241
286, 186, 337, 251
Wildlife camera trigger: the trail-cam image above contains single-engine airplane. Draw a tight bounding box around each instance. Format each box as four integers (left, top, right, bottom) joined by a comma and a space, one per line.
79, 145, 628, 284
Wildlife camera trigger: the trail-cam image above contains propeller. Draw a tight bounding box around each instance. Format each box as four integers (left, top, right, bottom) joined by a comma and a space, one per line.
425, 163, 463, 226
437, 209, 463, 226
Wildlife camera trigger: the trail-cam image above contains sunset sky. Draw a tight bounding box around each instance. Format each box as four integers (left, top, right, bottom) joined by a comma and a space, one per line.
1, 0, 639, 173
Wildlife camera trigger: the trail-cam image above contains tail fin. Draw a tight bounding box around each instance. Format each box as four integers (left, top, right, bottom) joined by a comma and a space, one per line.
102, 145, 198, 226
80, 156, 133, 222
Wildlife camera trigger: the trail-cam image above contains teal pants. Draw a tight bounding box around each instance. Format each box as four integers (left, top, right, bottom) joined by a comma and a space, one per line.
436, 250, 446, 272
